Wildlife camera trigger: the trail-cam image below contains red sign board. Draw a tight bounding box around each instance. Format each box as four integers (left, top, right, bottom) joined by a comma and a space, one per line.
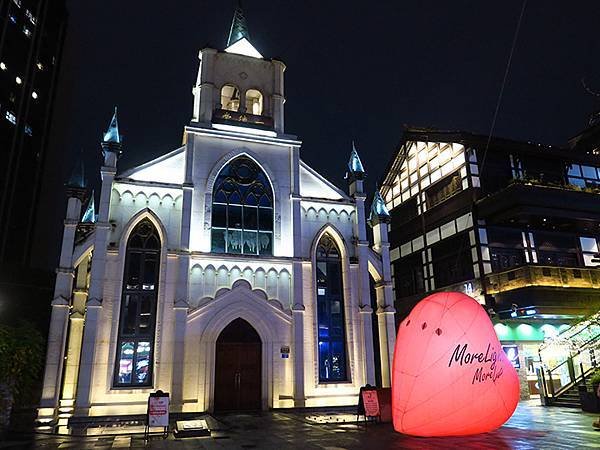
361, 389, 380, 417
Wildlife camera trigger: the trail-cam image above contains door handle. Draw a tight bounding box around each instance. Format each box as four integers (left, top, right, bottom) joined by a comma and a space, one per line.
235, 372, 241, 389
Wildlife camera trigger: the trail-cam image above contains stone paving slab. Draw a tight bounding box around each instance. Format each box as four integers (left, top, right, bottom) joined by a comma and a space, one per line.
1, 402, 599, 449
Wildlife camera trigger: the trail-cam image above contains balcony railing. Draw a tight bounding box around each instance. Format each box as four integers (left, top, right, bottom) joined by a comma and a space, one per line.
486, 264, 600, 294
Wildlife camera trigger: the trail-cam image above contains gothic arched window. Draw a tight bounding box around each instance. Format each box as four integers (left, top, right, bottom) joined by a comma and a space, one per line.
211, 156, 273, 255
316, 234, 347, 382
114, 219, 160, 387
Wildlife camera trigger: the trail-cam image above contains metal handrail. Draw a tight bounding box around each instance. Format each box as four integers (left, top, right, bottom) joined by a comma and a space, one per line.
542, 339, 599, 400
546, 333, 600, 378
552, 365, 596, 398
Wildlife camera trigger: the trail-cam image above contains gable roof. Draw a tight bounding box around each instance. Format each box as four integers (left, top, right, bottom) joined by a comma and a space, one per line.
299, 159, 352, 202
118, 146, 185, 185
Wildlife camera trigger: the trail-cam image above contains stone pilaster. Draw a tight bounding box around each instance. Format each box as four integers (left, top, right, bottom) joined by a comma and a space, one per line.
38, 194, 83, 422
75, 156, 116, 414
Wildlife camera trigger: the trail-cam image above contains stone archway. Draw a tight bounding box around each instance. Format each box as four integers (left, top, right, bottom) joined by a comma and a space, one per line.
214, 318, 262, 411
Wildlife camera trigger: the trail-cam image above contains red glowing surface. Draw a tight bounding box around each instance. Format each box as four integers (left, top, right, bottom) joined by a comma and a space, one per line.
392, 292, 520, 437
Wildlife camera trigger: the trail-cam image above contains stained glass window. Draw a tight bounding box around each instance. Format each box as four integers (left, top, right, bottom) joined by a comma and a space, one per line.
316, 235, 347, 382
114, 219, 160, 387
211, 156, 273, 255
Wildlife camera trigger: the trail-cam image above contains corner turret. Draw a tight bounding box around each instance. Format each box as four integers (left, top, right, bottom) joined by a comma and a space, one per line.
101, 107, 122, 168
65, 151, 87, 200
346, 141, 366, 196
368, 190, 391, 227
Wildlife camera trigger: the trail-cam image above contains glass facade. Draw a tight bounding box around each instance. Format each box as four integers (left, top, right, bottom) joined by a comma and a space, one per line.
211, 156, 273, 255
316, 235, 347, 382
114, 219, 160, 387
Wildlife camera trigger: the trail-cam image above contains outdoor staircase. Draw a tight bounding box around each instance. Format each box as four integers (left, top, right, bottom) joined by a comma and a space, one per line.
550, 380, 595, 408
538, 311, 599, 409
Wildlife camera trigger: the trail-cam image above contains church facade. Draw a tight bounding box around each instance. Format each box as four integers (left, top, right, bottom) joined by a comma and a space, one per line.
38, 7, 396, 425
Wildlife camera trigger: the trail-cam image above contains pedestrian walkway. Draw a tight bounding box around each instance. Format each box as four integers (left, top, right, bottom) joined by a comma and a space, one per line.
1, 401, 599, 449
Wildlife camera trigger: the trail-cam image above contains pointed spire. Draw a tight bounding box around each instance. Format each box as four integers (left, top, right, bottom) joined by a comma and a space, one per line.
103, 107, 121, 144
224, 2, 262, 58
345, 141, 366, 182
66, 151, 86, 190
368, 189, 391, 226
81, 191, 96, 223
227, 1, 250, 47
349, 141, 365, 173
101, 107, 123, 165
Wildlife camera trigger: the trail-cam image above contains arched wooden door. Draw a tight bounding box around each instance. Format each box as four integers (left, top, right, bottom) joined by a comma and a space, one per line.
214, 318, 262, 411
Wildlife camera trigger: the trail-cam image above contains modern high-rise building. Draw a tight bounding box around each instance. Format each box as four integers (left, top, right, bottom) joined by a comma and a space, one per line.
0, 0, 68, 265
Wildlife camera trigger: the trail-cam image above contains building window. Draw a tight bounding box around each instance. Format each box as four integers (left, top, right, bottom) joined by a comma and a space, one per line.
580, 236, 599, 267
114, 219, 160, 388
211, 156, 273, 255
487, 226, 526, 272
316, 234, 347, 382
221, 84, 240, 112
245, 89, 263, 115
536, 231, 579, 267
509, 154, 524, 179
425, 172, 462, 208
25, 9, 36, 25
567, 163, 600, 188
395, 253, 425, 297
431, 233, 474, 288
5, 111, 16, 125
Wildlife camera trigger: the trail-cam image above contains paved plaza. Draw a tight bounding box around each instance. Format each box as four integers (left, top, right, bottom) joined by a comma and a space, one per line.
1, 402, 599, 449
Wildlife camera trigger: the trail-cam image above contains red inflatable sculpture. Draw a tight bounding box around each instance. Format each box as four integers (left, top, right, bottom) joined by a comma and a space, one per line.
392, 292, 519, 437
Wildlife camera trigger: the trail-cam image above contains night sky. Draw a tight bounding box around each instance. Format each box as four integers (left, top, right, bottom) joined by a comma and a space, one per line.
34, 0, 600, 269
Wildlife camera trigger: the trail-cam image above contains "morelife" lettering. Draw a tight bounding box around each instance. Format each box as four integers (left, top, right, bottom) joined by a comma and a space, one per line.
448, 343, 503, 385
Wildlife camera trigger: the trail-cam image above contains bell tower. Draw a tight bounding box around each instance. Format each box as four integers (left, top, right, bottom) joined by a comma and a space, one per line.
191, 3, 286, 135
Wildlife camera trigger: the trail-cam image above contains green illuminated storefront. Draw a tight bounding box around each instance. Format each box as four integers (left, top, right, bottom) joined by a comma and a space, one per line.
494, 322, 571, 399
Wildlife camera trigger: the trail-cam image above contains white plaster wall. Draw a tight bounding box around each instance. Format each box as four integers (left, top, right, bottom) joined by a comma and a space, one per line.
300, 207, 356, 260
109, 184, 183, 249
300, 235, 365, 407
181, 281, 294, 412
188, 261, 292, 309
188, 134, 295, 257
209, 53, 276, 115
86, 245, 178, 416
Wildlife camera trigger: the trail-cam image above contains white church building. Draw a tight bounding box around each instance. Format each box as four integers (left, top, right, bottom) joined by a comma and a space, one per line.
38, 6, 396, 425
